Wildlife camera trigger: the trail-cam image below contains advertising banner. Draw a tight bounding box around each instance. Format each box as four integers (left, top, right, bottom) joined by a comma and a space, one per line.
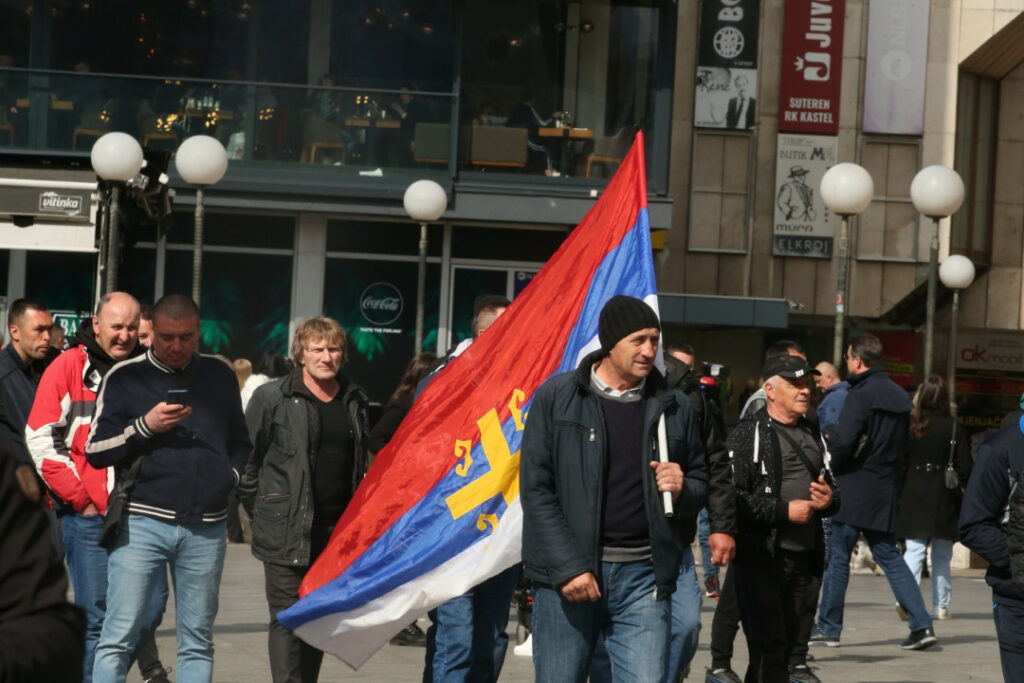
773, 133, 838, 258
863, 0, 930, 135
694, 0, 761, 130
954, 332, 1024, 375
778, 0, 846, 134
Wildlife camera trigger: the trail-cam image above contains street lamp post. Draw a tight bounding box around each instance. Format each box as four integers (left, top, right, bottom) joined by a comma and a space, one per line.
402, 180, 447, 353
939, 254, 975, 405
820, 162, 874, 367
911, 165, 965, 377
174, 135, 229, 306
90, 132, 144, 294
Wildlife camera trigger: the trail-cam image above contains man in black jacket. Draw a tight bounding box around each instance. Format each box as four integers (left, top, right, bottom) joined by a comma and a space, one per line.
663, 347, 735, 682
729, 355, 837, 683
240, 316, 370, 683
521, 295, 707, 682
0, 297, 52, 464
811, 333, 936, 651
959, 420, 1024, 680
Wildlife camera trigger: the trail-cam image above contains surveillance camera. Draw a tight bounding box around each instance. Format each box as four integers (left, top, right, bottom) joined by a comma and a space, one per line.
12, 215, 34, 228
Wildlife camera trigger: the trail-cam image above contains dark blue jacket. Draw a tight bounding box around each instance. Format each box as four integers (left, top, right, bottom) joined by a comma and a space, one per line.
520, 350, 708, 595
959, 423, 1024, 606
816, 380, 849, 433
86, 350, 251, 525
825, 365, 913, 532
0, 344, 40, 464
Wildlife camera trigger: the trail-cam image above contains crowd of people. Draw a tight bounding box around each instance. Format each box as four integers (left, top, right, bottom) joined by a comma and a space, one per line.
0, 291, 1021, 683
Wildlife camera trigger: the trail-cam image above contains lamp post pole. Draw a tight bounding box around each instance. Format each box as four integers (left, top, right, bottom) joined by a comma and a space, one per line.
193, 187, 205, 305
833, 214, 850, 367
174, 135, 228, 306
911, 165, 965, 379
403, 180, 448, 352
939, 254, 975, 406
90, 132, 144, 296
819, 162, 874, 367
923, 217, 939, 376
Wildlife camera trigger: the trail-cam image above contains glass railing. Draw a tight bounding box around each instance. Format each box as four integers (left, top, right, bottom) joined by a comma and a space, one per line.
0, 68, 459, 181
0, 68, 626, 186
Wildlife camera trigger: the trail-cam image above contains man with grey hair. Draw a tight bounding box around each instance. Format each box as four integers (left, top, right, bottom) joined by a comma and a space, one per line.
727, 354, 837, 682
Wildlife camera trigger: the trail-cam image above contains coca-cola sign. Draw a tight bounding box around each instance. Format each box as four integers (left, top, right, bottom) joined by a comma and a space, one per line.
359, 282, 404, 326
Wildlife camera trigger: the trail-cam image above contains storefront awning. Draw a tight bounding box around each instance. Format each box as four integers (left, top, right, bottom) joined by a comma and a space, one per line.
658, 293, 790, 328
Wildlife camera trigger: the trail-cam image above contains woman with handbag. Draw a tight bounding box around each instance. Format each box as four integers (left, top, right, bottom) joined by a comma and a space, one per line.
896, 374, 973, 620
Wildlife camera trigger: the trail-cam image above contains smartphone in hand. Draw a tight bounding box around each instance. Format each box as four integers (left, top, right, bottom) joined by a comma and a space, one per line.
166, 388, 190, 406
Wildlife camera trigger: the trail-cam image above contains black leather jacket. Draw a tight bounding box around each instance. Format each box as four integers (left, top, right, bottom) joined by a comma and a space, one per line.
239, 368, 369, 567
520, 350, 708, 595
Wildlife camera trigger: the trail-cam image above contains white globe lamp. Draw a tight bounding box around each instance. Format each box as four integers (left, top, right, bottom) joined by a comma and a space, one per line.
403, 179, 448, 353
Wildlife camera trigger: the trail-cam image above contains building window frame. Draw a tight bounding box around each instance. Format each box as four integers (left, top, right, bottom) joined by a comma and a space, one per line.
854, 135, 921, 264
686, 128, 755, 254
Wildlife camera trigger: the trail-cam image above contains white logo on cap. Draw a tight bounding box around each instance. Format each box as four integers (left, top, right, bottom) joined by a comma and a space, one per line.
795, 369, 805, 377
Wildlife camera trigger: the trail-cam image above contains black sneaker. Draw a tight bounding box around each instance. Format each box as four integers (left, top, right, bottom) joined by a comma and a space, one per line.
789, 664, 822, 682
808, 626, 840, 647
390, 623, 427, 647
900, 626, 937, 650
705, 667, 743, 683
142, 666, 171, 683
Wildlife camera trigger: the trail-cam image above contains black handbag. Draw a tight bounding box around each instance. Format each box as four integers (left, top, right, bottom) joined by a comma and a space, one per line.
944, 420, 961, 492
98, 454, 144, 550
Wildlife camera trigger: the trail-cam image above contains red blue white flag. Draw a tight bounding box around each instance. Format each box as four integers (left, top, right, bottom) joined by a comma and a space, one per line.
279, 132, 660, 668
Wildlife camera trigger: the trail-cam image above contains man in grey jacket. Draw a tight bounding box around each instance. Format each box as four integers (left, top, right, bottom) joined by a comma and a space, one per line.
520, 295, 707, 682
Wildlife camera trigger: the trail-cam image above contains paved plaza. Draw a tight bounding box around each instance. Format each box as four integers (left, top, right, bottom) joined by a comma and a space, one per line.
127, 544, 1004, 682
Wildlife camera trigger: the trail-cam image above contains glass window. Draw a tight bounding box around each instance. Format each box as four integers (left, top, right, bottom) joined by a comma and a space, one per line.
51, 1, 253, 79
25, 251, 96, 315
688, 132, 751, 251
323, 258, 441, 403
451, 225, 566, 261
857, 140, 919, 260
329, 0, 455, 88
0, 5, 29, 67
164, 250, 292, 362
459, 0, 660, 180
326, 220, 442, 256
166, 211, 294, 249
952, 71, 996, 265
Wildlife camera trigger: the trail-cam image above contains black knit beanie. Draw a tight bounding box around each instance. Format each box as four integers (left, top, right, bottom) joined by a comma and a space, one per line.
598, 295, 661, 352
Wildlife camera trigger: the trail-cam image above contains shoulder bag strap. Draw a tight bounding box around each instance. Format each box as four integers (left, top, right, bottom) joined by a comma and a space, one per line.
774, 422, 821, 479
947, 419, 958, 469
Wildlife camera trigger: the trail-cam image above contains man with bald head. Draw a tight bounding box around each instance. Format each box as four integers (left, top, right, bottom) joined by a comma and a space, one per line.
26, 292, 170, 683
814, 361, 849, 433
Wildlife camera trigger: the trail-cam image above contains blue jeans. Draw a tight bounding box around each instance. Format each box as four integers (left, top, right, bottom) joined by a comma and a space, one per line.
816, 521, 933, 637
424, 563, 520, 683
668, 546, 702, 682
590, 548, 701, 683
698, 508, 716, 582
93, 515, 226, 683
62, 512, 168, 683
533, 560, 670, 683
903, 538, 953, 609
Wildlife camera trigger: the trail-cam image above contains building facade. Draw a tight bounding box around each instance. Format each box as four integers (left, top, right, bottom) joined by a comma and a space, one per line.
0, 0, 1021, 424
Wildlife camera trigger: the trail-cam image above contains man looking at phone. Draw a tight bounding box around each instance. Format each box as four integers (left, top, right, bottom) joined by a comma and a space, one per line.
86, 294, 251, 683
27, 291, 170, 683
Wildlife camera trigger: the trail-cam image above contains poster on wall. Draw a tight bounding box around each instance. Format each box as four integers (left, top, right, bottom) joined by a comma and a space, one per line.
778, 0, 846, 135
694, 0, 761, 130
863, 0, 930, 134
773, 133, 838, 258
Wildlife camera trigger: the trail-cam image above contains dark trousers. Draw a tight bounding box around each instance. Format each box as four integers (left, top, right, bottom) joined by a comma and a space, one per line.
709, 567, 741, 669
994, 601, 1024, 682
733, 550, 818, 683
263, 526, 332, 683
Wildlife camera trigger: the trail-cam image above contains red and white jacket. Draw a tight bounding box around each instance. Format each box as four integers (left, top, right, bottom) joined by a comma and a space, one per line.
26, 346, 113, 514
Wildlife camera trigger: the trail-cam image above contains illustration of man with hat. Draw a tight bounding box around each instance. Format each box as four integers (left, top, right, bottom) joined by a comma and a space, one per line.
777, 165, 817, 222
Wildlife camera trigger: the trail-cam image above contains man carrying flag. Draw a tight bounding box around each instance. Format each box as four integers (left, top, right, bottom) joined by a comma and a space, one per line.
521, 295, 708, 682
